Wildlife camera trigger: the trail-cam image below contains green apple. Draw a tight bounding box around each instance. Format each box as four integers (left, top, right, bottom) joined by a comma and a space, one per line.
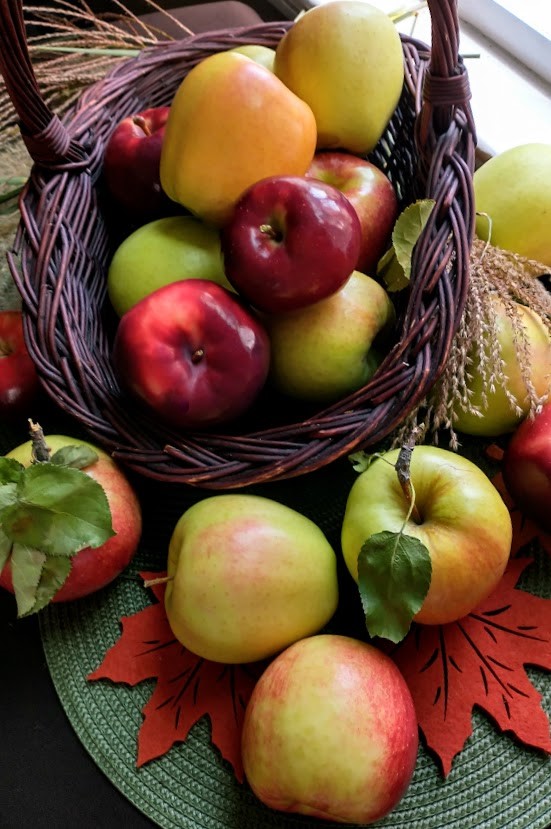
341, 445, 512, 625
274, 1, 404, 154
474, 143, 551, 266
164, 494, 339, 664
453, 298, 551, 436
230, 44, 276, 72
107, 214, 230, 316
241, 634, 418, 824
265, 270, 394, 402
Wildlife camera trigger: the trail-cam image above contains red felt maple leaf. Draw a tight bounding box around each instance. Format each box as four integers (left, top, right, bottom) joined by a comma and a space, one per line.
390, 557, 551, 776
87, 572, 262, 781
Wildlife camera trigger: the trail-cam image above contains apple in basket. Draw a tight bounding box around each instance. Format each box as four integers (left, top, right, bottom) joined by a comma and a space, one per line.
112, 279, 270, 430
102, 105, 173, 222
107, 215, 231, 317
306, 151, 399, 275
220, 175, 362, 313
163, 494, 339, 664
502, 402, 551, 535
241, 634, 418, 824
265, 270, 395, 402
0, 310, 40, 419
0, 429, 142, 615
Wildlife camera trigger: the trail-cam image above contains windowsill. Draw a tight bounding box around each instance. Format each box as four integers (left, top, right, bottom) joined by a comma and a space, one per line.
394, 6, 551, 157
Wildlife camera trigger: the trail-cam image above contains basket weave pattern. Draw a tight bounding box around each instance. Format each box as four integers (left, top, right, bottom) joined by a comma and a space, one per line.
0, 0, 476, 487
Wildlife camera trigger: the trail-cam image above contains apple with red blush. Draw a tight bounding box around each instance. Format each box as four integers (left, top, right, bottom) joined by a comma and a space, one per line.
0, 310, 40, 419
103, 106, 173, 222
306, 151, 398, 275
502, 402, 551, 535
112, 279, 270, 430
241, 634, 418, 824
0, 432, 142, 613
220, 175, 361, 313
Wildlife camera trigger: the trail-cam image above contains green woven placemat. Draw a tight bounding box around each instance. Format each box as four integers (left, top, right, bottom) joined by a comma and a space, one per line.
35, 451, 551, 829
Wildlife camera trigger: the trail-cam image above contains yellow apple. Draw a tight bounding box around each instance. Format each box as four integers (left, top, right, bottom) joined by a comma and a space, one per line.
159, 51, 317, 226
453, 298, 551, 436
230, 44, 276, 71
265, 270, 395, 402
274, 0, 404, 154
474, 143, 551, 266
107, 215, 230, 316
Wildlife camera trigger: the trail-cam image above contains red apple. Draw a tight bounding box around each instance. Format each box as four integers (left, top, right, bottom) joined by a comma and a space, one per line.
112, 279, 270, 430
220, 175, 361, 313
502, 402, 551, 534
0, 310, 39, 419
103, 106, 172, 221
0, 435, 142, 603
241, 634, 418, 824
306, 151, 398, 275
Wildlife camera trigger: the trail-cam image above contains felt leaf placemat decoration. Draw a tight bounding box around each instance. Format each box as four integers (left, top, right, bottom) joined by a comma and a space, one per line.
88, 572, 263, 781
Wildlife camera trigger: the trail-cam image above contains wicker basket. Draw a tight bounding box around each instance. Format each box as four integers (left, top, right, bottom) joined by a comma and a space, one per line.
0, 0, 476, 488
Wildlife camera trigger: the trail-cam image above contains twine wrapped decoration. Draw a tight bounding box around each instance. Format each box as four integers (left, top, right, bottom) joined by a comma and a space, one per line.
0, 0, 476, 487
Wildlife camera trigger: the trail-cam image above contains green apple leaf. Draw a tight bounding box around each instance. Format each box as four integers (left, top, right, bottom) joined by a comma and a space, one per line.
0, 457, 25, 485
10, 543, 47, 617
1, 463, 115, 556
377, 199, 436, 292
0, 526, 12, 572
30, 555, 72, 616
50, 445, 99, 469
357, 530, 432, 643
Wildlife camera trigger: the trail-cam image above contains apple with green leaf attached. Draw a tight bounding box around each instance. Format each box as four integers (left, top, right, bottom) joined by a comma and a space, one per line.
341, 445, 512, 639
242, 634, 418, 824
0, 425, 142, 615
164, 494, 339, 664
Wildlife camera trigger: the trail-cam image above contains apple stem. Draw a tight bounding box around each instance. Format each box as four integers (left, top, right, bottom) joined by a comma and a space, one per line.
259, 223, 282, 242
143, 574, 174, 588
395, 430, 422, 524
28, 419, 51, 464
132, 115, 152, 137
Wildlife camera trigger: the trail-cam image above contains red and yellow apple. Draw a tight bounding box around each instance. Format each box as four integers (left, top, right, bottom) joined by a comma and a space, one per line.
241, 634, 418, 824
306, 150, 398, 275
164, 495, 339, 663
265, 270, 395, 402
0, 435, 142, 602
341, 446, 512, 625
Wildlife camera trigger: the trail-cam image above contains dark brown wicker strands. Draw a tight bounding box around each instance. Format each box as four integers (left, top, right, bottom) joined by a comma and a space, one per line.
0, 0, 476, 487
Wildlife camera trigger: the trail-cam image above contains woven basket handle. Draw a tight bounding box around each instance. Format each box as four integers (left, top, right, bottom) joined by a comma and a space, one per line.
0, 0, 89, 168
423, 0, 472, 135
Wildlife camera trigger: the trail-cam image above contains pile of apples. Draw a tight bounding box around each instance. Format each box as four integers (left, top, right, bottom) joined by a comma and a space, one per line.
102, 0, 404, 431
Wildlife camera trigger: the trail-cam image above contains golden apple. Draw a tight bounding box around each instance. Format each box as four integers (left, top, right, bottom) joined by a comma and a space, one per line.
274, 0, 404, 154
230, 44, 276, 71
474, 143, 551, 266
453, 298, 551, 436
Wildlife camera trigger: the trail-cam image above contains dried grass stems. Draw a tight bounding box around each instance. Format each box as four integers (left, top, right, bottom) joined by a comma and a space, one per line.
395, 235, 551, 449
0, 0, 191, 144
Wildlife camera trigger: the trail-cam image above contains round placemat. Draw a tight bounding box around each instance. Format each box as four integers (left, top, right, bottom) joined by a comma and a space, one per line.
37, 451, 551, 829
